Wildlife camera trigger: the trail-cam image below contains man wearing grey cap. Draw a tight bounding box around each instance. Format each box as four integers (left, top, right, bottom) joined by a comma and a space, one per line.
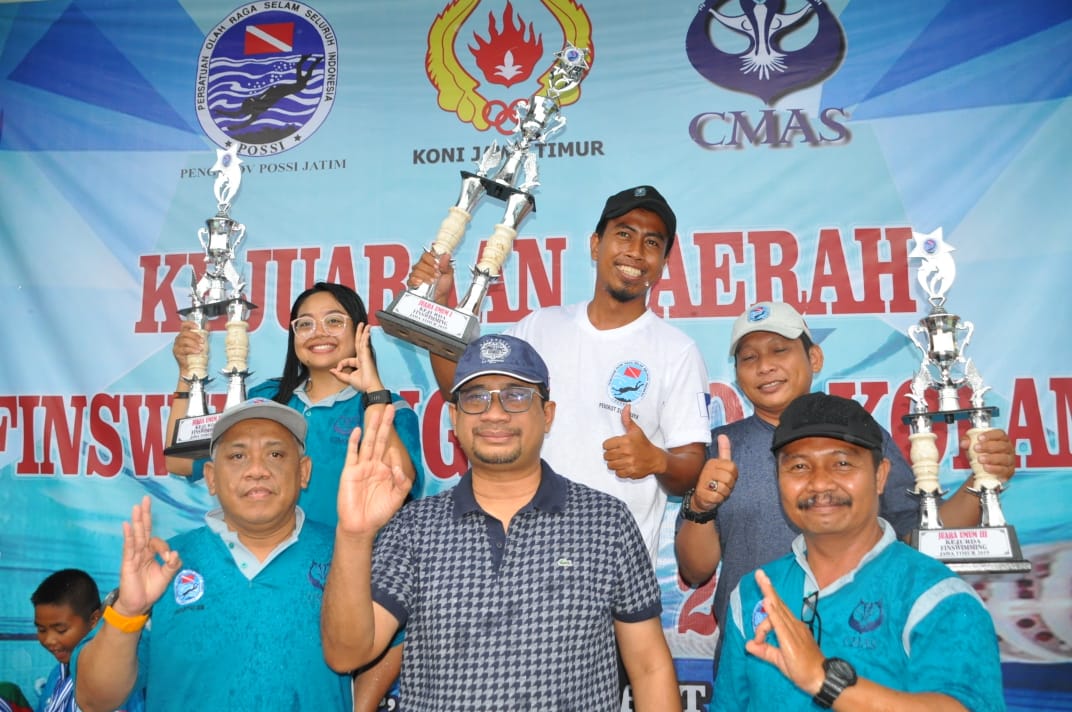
75, 398, 352, 712
321, 334, 681, 711
676, 301, 1017, 672
407, 185, 711, 563
712, 392, 1003, 711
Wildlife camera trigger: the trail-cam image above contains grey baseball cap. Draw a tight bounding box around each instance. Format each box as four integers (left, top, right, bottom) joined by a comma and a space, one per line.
728, 301, 813, 358
210, 397, 307, 452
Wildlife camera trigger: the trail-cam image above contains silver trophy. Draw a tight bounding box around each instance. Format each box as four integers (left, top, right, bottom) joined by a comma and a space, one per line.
902, 228, 1029, 573
166, 145, 258, 458
378, 43, 591, 360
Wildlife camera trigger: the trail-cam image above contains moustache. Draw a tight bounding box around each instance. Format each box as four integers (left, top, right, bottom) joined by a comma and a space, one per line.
797, 492, 852, 510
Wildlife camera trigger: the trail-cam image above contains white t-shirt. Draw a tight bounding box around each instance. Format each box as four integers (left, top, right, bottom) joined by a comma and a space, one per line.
508, 302, 711, 560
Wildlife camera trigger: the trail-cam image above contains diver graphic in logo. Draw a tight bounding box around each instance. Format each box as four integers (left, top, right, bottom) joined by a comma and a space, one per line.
686, 0, 846, 105
426, 0, 593, 134
174, 569, 205, 606
608, 361, 649, 404
196, 4, 338, 155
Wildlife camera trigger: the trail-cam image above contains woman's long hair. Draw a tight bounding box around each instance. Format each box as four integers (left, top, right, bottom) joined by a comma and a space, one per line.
274, 282, 374, 403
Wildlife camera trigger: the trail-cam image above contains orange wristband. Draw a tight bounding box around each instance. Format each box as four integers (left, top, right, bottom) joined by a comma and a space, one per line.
103, 605, 148, 633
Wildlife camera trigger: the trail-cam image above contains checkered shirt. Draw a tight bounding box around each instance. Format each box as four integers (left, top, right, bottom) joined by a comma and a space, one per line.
371, 461, 661, 711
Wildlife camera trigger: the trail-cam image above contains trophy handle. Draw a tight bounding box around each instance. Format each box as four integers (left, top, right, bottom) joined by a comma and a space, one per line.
957, 319, 974, 354
907, 323, 929, 356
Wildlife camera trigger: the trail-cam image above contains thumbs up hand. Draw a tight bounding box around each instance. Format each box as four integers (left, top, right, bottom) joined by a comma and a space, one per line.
601, 404, 663, 481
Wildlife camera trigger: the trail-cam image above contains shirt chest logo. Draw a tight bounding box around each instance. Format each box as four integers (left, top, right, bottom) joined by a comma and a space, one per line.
607, 361, 650, 403
174, 569, 205, 606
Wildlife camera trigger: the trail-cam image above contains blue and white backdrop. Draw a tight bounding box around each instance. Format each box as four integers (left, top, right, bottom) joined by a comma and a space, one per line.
1, 2, 1070, 710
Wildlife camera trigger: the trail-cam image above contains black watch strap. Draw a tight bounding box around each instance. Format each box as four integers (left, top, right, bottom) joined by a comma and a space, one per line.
813, 657, 857, 709
679, 487, 718, 524
361, 389, 393, 409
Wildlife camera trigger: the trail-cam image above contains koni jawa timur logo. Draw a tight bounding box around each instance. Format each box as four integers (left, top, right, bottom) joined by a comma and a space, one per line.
685, 0, 850, 149
196, 3, 338, 156
427, 0, 593, 135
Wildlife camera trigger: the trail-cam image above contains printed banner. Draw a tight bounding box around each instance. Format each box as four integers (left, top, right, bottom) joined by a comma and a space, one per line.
1, 2, 1070, 709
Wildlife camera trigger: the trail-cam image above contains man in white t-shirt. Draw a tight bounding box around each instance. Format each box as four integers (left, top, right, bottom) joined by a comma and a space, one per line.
407, 185, 711, 560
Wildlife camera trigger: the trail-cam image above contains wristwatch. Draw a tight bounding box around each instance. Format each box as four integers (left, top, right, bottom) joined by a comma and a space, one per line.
361, 389, 393, 409
679, 487, 718, 524
813, 657, 857, 709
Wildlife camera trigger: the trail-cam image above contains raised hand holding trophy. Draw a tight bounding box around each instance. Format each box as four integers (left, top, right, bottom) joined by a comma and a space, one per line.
378, 43, 591, 360
902, 228, 1030, 573
166, 145, 258, 458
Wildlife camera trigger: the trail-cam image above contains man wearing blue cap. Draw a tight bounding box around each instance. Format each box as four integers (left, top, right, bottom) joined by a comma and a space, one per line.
713, 392, 1003, 711
321, 334, 682, 711
75, 399, 352, 712
407, 185, 711, 563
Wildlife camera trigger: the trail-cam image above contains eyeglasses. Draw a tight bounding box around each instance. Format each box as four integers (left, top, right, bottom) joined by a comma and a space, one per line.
455, 386, 543, 415
801, 590, 822, 647
291, 313, 350, 339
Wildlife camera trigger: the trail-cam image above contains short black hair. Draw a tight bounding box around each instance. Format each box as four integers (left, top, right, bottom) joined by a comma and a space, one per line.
31, 569, 101, 622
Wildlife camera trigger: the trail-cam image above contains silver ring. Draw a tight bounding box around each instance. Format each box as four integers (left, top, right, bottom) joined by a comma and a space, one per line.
707, 480, 719, 492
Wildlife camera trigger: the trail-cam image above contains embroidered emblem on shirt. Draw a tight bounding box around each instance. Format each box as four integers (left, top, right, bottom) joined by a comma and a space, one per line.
308, 560, 330, 591
751, 599, 769, 630
174, 569, 205, 606
555, 557, 574, 567
607, 360, 649, 403
849, 599, 883, 633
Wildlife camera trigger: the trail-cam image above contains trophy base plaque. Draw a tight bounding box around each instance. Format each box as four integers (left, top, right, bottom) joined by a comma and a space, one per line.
913, 525, 1032, 574
164, 411, 225, 459
377, 291, 480, 362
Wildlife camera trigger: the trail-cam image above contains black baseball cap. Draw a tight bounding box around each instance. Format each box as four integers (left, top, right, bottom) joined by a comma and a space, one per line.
771, 392, 884, 454
594, 185, 677, 254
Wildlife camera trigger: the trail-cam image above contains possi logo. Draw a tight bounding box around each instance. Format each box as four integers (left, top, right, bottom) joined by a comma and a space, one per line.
426, 0, 593, 135
195, 2, 338, 156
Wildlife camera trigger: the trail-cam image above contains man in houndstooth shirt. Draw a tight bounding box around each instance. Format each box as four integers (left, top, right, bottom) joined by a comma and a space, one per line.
321, 334, 681, 711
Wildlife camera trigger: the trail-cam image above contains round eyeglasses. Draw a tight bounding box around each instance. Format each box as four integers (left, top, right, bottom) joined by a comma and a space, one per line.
290, 313, 350, 339
454, 386, 543, 415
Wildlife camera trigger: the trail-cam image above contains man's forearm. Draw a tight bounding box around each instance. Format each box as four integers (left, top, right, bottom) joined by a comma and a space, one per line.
653, 443, 706, 496
321, 532, 383, 672
75, 625, 141, 712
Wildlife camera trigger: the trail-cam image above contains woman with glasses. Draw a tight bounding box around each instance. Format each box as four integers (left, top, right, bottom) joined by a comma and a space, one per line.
165, 281, 422, 524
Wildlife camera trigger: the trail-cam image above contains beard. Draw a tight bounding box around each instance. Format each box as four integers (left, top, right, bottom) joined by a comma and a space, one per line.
606, 282, 647, 304
470, 444, 522, 465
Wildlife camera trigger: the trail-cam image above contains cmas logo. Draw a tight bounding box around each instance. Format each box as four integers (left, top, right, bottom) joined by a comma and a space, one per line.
685, 0, 851, 149
195, 3, 338, 156
426, 0, 593, 135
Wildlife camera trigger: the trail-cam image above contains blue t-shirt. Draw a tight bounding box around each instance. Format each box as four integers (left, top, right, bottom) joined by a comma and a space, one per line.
73, 522, 351, 712
713, 520, 1005, 711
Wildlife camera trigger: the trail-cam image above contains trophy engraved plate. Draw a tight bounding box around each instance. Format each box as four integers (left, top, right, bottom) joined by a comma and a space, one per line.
902, 228, 1030, 573
166, 145, 259, 459
378, 43, 591, 360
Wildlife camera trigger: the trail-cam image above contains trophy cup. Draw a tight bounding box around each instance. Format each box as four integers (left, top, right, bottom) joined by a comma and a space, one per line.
901, 228, 1030, 573
378, 43, 591, 360
165, 145, 258, 458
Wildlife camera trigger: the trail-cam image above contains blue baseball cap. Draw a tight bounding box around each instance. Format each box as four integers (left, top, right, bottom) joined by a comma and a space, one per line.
451, 334, 550, 394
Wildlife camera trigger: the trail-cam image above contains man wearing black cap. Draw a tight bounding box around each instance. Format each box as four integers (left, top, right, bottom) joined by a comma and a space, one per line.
407, 186, 711, 562
712, 392, 1003, 711
75, 399, 352, 712
321, 334, 682, 711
